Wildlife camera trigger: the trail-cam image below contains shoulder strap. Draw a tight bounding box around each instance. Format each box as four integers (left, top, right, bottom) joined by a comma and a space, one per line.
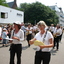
43, 30, 47, 42
44, 31, 47, 38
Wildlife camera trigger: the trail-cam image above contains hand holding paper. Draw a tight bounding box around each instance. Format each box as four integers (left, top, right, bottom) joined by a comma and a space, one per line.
34, 40, 45, 46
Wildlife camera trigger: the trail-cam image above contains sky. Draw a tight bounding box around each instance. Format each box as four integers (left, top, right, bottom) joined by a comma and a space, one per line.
6, 0, 64, 12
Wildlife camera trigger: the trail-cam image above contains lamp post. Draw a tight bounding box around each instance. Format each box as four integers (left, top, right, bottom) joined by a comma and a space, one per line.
35, 20, 36, 25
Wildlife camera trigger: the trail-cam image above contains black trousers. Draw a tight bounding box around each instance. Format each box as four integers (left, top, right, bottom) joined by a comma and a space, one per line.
34, 51, 51, 64
53, 36, 60, 49
9, 44, 22, 64
26, 34, 32, 46
59, 34, 62, 42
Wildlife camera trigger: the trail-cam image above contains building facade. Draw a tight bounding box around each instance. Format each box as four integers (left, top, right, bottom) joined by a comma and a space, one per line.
49, 5, 64, 26
0, 5, 24, 24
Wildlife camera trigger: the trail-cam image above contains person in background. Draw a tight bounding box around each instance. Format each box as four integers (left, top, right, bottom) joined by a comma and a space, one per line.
7, 25, 12, 38
53, 24, 62, 50
33, 25, 39, 35
2, 28, 8, 47
29, 21, 54, 64
26, 23, 33, 47
21, 22, 26, 40
59, 26, 63, 42
9, 21, 24, 64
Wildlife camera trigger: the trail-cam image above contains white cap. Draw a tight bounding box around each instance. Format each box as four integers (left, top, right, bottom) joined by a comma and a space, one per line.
3, 28, 7, 30
14, 21, 21, 25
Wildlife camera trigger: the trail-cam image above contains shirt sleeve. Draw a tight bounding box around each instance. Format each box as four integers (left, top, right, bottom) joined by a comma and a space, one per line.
20, 30, 24, 41
48, 31, 53, 40
58, 29, 62, 35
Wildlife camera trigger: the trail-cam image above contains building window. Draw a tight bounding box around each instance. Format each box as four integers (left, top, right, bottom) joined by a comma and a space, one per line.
1, 12, 8, 19
60, 19, 64, 22
60, 15, 64, 18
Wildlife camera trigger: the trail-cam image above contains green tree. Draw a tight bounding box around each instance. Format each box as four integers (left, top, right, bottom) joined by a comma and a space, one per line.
19, 3, 30, 11
19, 2, 59, 25
0, 0, 8, 7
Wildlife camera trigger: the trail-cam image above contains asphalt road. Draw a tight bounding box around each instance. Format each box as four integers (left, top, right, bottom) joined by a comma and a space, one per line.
0, 33, 64, 64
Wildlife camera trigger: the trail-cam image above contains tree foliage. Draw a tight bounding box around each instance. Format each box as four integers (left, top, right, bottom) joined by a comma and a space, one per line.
0, 0, 8, 7
19, 2, 59, 25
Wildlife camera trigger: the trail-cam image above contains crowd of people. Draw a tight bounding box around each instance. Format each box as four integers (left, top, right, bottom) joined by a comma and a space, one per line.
0, 21, 64, 64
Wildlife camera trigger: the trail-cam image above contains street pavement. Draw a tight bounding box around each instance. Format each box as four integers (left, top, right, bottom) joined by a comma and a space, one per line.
0, 33, 64, 64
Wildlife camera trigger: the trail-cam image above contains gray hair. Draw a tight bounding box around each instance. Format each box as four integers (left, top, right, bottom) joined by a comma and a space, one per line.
37, 21, 47, 27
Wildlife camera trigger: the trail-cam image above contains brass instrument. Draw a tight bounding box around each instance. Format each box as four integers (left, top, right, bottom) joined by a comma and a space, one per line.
26, 31, 29, 35
53, 34, 57, 38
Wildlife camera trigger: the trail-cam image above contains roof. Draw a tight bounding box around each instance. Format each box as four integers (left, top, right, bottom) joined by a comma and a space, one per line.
7, 1, 14, 8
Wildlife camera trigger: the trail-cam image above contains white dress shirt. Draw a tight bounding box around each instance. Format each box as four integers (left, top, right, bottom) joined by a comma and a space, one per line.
53, 28, 62, 36
11, 29, 24, 44
34, 31, 53, 52
26, 27, 33, 34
